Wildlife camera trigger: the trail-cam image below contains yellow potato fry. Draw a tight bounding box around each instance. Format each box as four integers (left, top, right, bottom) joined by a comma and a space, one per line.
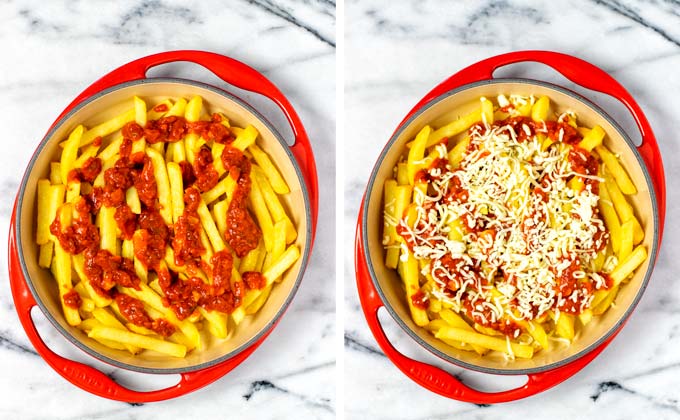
134, 96, 147, 126
99, 206, 117, 254
402, 248, 429, 327
246, 284, 271, 314
252, 168, 296, 243
212, 200, 228, 238
97, 137, 123, 161
406, 125, 431, 185
146, 148, 173, 225
481, 97, 494, 125
439, 309, 487, 354
610, 245, 647, 286
531, 96, 550, 122
578, 125, 605, 152
126, 323, 155, 336
249, 177, 274, 252
249, 144, 289, 194
592, 285, 619, 315
93, 154, 119, 187
171, 140, 186, 163
166, 162, 184, 223
447, 137, 470, 169
212, 142, 226, 174
231, 125, 258, 151
263, 245, 300, 286
198, 307, 228, 339
89, 327, 186, 357
60, 125, 84, 184
66, 182, 81, 204
596, 145, 637, 195
37, 180, 61, 244
605, 172, 634, 222
147, 99, 173, 120
396, 162, 409, 185
427, 109, 482, 148
166, 98, 187, 117
73, 143, 100, 168
185, 95, 202, 122
50, 162, 62, 184
435, 327, 533, 359
619, 219, 634, 261
202, 175, 236, 205
79, 109, 136, 147
126, 187, 141, 214
197, 199, 226, 252
555, 313, 575, 340
38, 242, 54, 268
53, 241, 80, 326
599, 182, 621, 254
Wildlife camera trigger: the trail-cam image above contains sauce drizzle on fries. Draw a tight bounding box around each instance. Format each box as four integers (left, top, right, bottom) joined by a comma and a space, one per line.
36, 95, 300, 357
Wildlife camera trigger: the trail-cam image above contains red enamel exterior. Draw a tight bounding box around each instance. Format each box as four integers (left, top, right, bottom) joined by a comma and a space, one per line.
8, 51, 318, 402
355, 51, 666, 403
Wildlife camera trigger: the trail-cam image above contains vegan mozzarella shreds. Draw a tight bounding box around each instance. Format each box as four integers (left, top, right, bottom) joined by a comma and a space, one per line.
396, 119, 612, 330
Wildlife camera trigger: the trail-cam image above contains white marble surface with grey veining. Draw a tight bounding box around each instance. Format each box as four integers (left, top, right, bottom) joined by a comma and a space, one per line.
0, 1, 335, 419
345, 1, 680, 419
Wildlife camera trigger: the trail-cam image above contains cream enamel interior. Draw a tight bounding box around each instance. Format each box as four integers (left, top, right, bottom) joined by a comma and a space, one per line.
17, 80, 309, 372
364, 80, 657, 373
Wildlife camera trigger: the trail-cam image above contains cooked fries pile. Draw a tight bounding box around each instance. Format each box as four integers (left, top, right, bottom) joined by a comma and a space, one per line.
383, 94, 647, 359
36, 95, 300, 357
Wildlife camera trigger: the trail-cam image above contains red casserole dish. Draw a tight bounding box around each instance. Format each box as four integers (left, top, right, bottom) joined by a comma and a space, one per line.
355, 51, 665, 403
8, 50, 318, 402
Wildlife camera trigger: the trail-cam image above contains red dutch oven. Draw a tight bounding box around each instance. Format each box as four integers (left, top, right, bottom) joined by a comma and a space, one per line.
8, 51, 318, 402
355, 51, 665, 403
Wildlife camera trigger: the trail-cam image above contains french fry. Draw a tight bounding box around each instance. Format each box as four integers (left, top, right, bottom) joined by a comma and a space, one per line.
599, 181, 621, 254
427, 109, 482, 147
166, 162, 184, 223
248, 144, 289, 194
134, 96, 147, 126
38, 242, 53, 268
578, 125, 605, 152
166, 98, 187, 117
78, 108, 136, 148
593, 285, 619, 315
146, 148, 173, 225
481, 97, 494, 125
596, 145, 637, 194
251, 168, 297, 243
197, 199, 226, 252
249, 176, 274, 252
554, 312, 575, 341
439, 309, 487, 355
435, 327, 534, 359
402, 248, 429, 327
89, 327, 186, 357
99, 206, 117, 254
72, 254, 113, 307
231, 125, 258, 151
610, 245, 647, 286
619, 219, 634, 261
531, 96, 550, 122
447, 137, 470, 169
406, 125, 431, 185
60, 125, 84, 184
126, 187, 141, 214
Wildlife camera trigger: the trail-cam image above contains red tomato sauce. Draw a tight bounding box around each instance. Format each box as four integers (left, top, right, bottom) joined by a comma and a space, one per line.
83, 247, 140, 296
50, 208, 100, 255
114, 293, 175, 337
68, 157, 102, 183
411, 290, 429, 310
193, 147, 219, 192
63, 289, 82, 309
134, 208, 169, 271
172, 187, 205, 268
221, 146, 261, 257
495, 116, 582, 144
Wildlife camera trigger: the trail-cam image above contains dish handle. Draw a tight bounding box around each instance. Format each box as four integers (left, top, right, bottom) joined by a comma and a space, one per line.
406, 50, 665, 243
56, 50, 318, 240
8, 205, 262, 403
355, 204, 613, 403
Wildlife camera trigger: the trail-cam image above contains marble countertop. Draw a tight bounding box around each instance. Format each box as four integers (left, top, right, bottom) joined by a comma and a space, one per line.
0, 0, 335, 419
344, 0, 680, 418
